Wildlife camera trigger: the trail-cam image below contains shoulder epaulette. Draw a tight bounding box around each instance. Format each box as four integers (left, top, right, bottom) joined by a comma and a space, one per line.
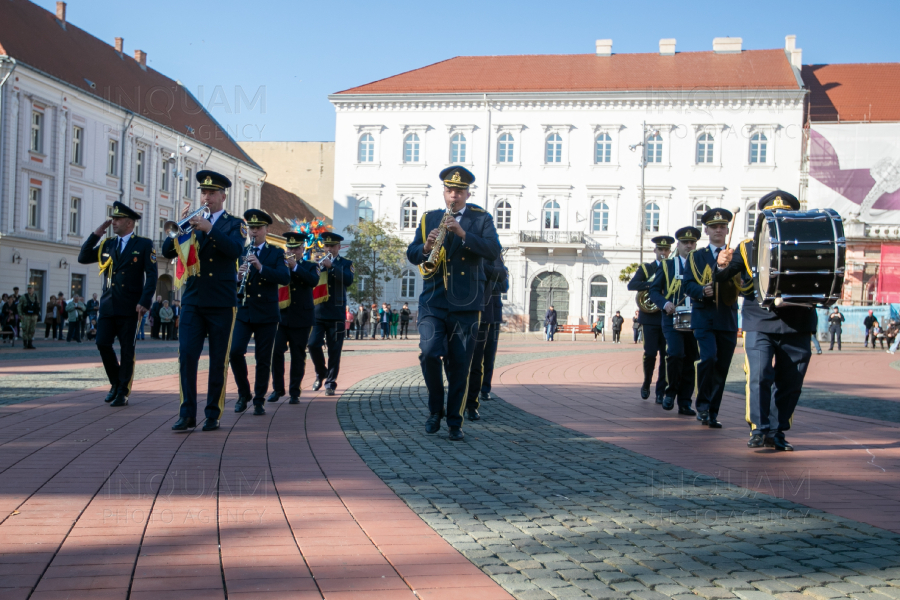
467, 203, 485, 212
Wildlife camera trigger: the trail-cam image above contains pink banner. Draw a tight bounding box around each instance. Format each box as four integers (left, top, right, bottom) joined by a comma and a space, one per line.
878, 243, 900, 303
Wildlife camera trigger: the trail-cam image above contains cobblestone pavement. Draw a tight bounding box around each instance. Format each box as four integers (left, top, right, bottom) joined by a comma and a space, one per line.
338, 355, 900, 600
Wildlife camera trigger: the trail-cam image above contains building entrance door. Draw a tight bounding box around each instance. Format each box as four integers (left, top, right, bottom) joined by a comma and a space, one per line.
529, 272, 569, 331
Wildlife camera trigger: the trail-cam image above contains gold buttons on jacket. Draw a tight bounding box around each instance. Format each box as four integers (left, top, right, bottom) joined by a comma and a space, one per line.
461, 272, 465, 275
209, 273, 213, 276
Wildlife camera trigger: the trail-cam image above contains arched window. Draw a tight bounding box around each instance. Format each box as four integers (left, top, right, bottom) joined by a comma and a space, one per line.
401, 199, 418, 229
543, 200, 560, 230
646, 133, 663, 163
358, 133, 374, 163
498, 133, 515, 163
545, 133, 562, 163
746, 202, 759, 235
644, 202, 660, 232
750, 133, 768, 164
400, 269, 416, 299
694, 202, 711, 228
697, 133, 714, 164
357, 199, 373, 223
450, 133, 467, 164
595, 133, 612, 164
589, 275, 609, 328
591, 202, 609, 232
403, 133, 420, 163
495, 200, 511, 230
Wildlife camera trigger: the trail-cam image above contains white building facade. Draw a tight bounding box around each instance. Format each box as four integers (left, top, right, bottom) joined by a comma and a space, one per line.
331, 38, 807, 330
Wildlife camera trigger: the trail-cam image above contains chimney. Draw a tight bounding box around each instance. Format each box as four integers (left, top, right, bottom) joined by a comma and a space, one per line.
659, 38, 676, 55
134, 50, 147, 69
712, 37, 742, 53
785, 35, 802, 69
56, 2, 66, 29
115, 37, 124, 54
595, 39, 612, 57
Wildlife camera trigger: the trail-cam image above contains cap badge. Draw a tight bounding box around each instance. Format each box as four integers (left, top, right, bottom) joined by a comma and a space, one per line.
767, 196, 788, 210
714, 211, 722, 221
450, 171, 462, 183
203, 176, 213, 186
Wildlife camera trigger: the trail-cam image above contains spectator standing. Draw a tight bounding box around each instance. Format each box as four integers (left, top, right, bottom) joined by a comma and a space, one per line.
390, 305, 399, 339
355, 305, 369, 340
56, 293, 66, 340
44, 298, 57, 339
66, 296, 86, 343
370, 303, 378, 339
863, 310, 876, 348
632, 310, 642, 344
399, 303, 411, 339
150, 295, 163, 339
544, 305, 558, 342
379, 303, 392, 339
345, 307, 355, 341
611, 311, 624, 343
137, 312, 147, 341
84, 293, 99, 338
159, 301, 174, 340
17, 284, 41, 349
1, 295, 15, 345
828, 306, 845, 351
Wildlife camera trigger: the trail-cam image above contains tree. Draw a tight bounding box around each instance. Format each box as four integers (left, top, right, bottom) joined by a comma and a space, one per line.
343, 217, 408, 308
619, 263, 639, 283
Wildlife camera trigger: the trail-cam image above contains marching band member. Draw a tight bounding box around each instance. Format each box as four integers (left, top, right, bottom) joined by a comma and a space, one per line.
164, 170, 245, 432
307, 231, 354, 396
268, 231, 321, 404
77, 201, 158, 407
683, 208, 739, 429
407, 166, 501, 441
627, 236, 674, 404
649, 226, 700, 414
231, 209, 290, 416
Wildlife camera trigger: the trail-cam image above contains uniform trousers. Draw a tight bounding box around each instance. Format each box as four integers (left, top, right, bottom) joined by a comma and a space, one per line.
230, 320, 279, 404
96, 314, 140, 395
418, 311, 480, 428
660, 318, 697, 408
641, 323, 667, 397
178, 305, 236, 421
20, 315, 37, 341
693, 328, 738, 418
272, 325, 311, 398
744, 331, 811, 436
464, 321, 500, 411
480, 322, 500, 395
308, 319, 345, 390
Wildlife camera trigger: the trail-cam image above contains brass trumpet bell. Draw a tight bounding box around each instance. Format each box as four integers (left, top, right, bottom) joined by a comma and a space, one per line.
636, 290, 660, 313
164, 205, 211, 238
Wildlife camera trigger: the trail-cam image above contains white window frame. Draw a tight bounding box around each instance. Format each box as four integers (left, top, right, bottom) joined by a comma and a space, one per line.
644, 202, 661, 233
401, 198, 418, 229
107, 139, 119, 176
693, 201, 712, 228
69, 196, 81, 235
590, 124, 623, 168
744, 124, 777, 167
354, 125, 384, 166
403, 133, 420, 163
30, 110, 44, 154
135, 149, 145, 184
591, 201, 610, 233
184, 166, 193, 198
749, 133, 768, 164
646, 133, 664, 164
494, 124, 524, 166
357, 199, 374, 223
545, 132, 563, 164
542, 199, 561, 230
450, 133, 467, 164
160, 159, 170, 192
745, 200, 759, 235
541, 125, 572, 167
400, 270, 416, 299
28, 187, 41, 229
494, 200, 512, 230
399, 125, 428, 166
71, 126, 83, 165
589, 275, 609, 326
696, 132, 715, 164
595, 133, 612, 164
446, 125, 476, 166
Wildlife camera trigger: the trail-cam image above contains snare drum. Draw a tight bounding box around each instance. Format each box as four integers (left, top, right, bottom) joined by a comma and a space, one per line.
753, 208, 845, 308
674, 306, 692, 332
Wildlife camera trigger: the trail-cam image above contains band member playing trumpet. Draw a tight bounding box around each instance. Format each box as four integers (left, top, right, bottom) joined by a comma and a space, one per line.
627, 236, 673, 404
267, 231, 321, 404
231, 209, 290, 416
164, 170, 246, 432
649, 227, 700, 414
307, 231, 353, 396
683, 208, 739, 429
407, 166, 501, 442
77, 201, 158, 407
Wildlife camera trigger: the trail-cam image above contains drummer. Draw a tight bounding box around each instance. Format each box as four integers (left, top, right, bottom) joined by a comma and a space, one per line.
717, 191, 817, 451
649, 226, 701, 415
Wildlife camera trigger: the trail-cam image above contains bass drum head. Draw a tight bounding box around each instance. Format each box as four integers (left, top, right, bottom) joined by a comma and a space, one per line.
753, 215, 773, 301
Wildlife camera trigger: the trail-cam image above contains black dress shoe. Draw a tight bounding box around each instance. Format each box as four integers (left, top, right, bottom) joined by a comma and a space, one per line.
171, 417, 197, 431
312, 379, 323, 391
767, 435, 794, 451
425, 413, 442, 434
253, 404, 266, 416
678, 407, 697, 416
662, 397, 675, 411
288, 396, 300, 404
110, 393, 129, 407
655, 394, 664, 405
708, 416, 722, 428
748, 434, 765, 448
479, 392, 490, 403
448, 426, 464, 441
266, 391, 283, 403
104, 385, 118, 403
325, 388, 335, 396
202, 418, 219, 431
640, 387, 650, 400
466, 408, 480, 421
699, 411, 710, 425
234, 395, 250, 413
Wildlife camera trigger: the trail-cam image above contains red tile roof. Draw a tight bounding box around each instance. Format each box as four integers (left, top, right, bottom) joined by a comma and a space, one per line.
260, 181, 325, 239
335, 49, 800, 95
802, 63, 900, 122
0, 0, 258, 167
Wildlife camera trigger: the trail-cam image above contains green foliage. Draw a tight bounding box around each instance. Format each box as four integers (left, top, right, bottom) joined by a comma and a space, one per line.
619, 263, 639, 283
343, 217, 408, 307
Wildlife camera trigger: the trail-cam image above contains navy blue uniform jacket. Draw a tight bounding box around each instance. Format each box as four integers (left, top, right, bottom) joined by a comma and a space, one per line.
314, 255, 354, 321
683, 246, 738, 332
281, 261, 321, 328
482, 257, 508, 323
627, 261, 662, 326
78, 233, 158, 315
237, 243, 291, 324
161, 212, 246, 308
407, 205, 502, 316
648, 256, 690, 325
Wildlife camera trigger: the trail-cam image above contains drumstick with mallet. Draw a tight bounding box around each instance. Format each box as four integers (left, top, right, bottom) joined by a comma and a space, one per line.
717, 206, 742, 308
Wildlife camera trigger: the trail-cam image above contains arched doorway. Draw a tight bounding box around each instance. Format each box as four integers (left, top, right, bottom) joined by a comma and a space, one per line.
157, 274, 174, 303
529, 272, 569, 331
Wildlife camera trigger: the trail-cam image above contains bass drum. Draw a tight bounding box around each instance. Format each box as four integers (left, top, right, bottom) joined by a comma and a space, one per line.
753, 208, 845, 308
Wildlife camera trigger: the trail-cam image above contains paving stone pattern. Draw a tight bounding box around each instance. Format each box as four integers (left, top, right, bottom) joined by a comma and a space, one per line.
338, 355, 900, 600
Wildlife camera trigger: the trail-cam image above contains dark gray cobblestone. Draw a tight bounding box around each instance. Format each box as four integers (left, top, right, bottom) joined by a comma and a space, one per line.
337, 352, 900, 600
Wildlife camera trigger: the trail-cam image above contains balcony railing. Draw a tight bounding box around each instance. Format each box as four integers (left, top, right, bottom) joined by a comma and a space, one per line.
518, 230, 585, 245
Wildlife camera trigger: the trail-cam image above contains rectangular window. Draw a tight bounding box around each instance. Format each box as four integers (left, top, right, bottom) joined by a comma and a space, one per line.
107, 140, 118, 176
244, 188, 250, 212
69, 197, 81, 235
159, 217, 167, 243
161, 161, 170, 191
106, 205, 114, 237
134, 212, 144, 236
28, 187, 41, 228
184, 167, 193, 198
72, 126, 83, 165
136, 150, 145, 184
31, 111, 43, 153
70, 273, 85, 300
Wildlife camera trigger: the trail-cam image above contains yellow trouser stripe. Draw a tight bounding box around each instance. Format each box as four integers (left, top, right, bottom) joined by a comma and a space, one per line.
217, 308, 237, 416
744, 352, 756, 429
459, 311, 481, 420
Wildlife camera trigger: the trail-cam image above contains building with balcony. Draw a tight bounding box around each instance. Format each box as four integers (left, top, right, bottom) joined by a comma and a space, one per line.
0, 1, 264, 305
330, 36, 806, 329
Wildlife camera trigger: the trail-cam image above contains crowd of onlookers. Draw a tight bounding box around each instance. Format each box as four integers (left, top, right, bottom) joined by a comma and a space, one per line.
343, 302, 413, 340
862, 310, 900, 353
144, 296, 181, 341
0, 287, 100, 345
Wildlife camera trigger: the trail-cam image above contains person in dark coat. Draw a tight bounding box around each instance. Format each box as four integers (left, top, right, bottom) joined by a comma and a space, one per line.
828, 306, 844, 351
150, 296, 162, 339
464, 255, 508, 420
611, 311, 624, 343
544, 306, 558, 341
863, 310, 877, 348
355, 305, 369, 340
399, 303, 412, 339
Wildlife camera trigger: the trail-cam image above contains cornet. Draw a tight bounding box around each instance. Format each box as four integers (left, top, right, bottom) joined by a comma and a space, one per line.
163, 203, 211, 238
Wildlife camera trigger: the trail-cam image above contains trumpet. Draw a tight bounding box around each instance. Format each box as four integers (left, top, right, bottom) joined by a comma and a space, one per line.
317, 252, 334, 268
163, 203, 211, 238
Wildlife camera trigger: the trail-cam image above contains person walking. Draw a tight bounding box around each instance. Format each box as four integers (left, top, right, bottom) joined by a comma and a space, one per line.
17, 284, 41, 350
611, 311, 624, 343
632, 310, 642, 344
66, 296, 86, 343
863, 310, 876, 348
828, 306, 844, 351
159, 301, 174, 340
544, 305, 558, 342
355, 305, 369, 340
399, 303, 411, 339
370, 303, 379, 339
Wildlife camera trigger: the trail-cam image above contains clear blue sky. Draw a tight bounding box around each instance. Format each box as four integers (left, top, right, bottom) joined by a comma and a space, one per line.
35, 0, 900, 143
